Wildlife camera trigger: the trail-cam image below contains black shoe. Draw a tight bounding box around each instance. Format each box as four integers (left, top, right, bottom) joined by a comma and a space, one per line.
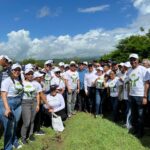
21, 139, 28, 145
29, 135, 35, 142
35, 130, 45, 136
128, 128, 137, 135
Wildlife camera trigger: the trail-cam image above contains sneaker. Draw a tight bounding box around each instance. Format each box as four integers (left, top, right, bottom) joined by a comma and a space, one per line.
35, 130, 45, 136
29, 135, 35, 142
68, 114, 72, 118
21, 139, 28, 145
13, 143, 23, 149
72, 111, 76, 115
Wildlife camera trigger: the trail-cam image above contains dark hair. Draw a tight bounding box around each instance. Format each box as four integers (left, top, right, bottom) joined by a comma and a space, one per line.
50, 85, 58, 92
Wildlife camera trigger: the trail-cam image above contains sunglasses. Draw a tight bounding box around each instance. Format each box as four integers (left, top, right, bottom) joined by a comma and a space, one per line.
55, 71, 61, 74
130, 58, 137, 62
26, 73, 33, 75
14, 68, 21, 72
46, 64, 52, 67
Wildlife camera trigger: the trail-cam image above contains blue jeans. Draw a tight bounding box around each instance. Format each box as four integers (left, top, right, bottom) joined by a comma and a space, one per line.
0, 96, 22, 150
130, 96, 144, 137
110, 97, 118, 122
95, 89, 104, 115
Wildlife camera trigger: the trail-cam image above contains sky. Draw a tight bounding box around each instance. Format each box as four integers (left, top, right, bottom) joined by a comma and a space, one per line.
0, 0, 150, 59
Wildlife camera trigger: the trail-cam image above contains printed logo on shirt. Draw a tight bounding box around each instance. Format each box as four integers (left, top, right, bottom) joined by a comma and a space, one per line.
96, 77, 104, 88
129, 73, 139, 87
71, 74, 78, 83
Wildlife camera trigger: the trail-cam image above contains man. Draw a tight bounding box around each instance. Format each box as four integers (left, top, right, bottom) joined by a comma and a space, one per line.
84, 63, 97, 113
65, 61, 80, 117
77, 62, 87, 111
0, 55, 10, 90
127, 53, 148, 138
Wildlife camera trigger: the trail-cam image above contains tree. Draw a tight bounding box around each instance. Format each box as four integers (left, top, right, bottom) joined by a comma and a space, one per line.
100, 33, 150, 62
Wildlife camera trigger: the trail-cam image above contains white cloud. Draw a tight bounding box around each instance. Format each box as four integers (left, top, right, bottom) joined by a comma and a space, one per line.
37, 6, 62, 18
0, 1, 150, 60
133, 0, 150, 14
37, 6, 50, 18
78, 5, 109, 13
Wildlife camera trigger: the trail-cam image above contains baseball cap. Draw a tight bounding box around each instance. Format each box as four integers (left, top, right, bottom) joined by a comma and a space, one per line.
24, 68, 34, 74
53, 67, 61, 72
96, 67, 103, 71
11, 63, 21, 70
124, 62, 131, 68
33, 71, 44, 78
83, 61, 88, 65
44, 60, 53, 65
25, 63, 34, 70
0, 55, 10, 62
129, 53, 139, 59
70, 61, 76, 65
58, 62, 65, 66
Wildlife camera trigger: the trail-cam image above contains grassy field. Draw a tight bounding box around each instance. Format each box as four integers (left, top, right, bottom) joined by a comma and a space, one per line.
0, 112, 150, 150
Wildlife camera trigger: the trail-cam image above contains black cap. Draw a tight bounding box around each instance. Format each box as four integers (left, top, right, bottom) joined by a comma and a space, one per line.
88, 63, 93, 67
50, 84, 58, 92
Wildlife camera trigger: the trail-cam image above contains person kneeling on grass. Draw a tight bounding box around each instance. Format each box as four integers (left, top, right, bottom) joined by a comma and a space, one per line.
43, 85, 67, 126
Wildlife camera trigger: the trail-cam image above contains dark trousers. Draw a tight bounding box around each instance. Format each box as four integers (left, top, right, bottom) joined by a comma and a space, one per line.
43, 108, 67, 127
130, 96, 144, 137
76, 89, 86, 111
86, 87, 96, 113
110, 97, 118, 122
34, 104, 43, 132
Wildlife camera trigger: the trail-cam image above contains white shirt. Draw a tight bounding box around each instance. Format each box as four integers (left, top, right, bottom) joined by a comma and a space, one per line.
44, 93, 65, 112
84, 71, 97, 93
22, 80, 42, 100
43, 70, 55, 92
127, 65, 147, 96
51, 76, 65, 90
106, 77, 121, 97
1, 77, 23, 97
95, 74, 105, 89
65, 70, 79, 90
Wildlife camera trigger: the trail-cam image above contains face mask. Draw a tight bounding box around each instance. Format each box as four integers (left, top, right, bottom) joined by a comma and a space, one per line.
0, 65, 3, 72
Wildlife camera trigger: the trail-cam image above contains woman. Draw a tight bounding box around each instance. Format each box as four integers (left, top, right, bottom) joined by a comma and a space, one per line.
94, 67, 105, 117
105, 70, 121, 122
43, 85, 67, 124
51, 67, 65, 95
0, 63, 23, 150
21, 68, 42, 144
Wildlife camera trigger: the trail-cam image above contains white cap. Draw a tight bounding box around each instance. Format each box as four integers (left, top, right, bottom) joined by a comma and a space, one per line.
44, 60, 53, 65
124, 62, 131, 68
0, 55, 10, 61
64, 64, 69, 68
70, 61, 76, 65
11, 63, 21, 70
83, 61, 88, 65
129, 53, 139, 59
58, 62, 65, 66
96, 67, 103, 71
25, 63, 34, 70
119, 63, 124, 66
53, 67, 61, 72
24, 68, 34, 74
33, 71, 43, 78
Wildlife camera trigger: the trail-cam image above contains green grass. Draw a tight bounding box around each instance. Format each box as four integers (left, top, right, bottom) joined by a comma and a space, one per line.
0, 112, 150, 150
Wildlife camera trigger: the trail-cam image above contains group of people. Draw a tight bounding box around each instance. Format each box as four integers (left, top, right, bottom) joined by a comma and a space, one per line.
0, 53, 149, 150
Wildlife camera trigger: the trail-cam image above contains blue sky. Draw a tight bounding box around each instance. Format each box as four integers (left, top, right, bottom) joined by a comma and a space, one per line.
0, 0, 150, 59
